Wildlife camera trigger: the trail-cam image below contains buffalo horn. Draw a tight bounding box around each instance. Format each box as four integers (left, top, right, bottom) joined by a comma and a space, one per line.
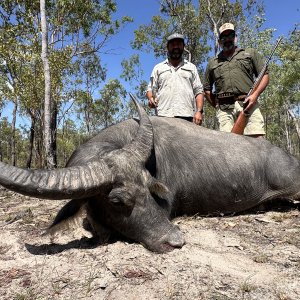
0, 160, 113, 199
123, 93, 154, 162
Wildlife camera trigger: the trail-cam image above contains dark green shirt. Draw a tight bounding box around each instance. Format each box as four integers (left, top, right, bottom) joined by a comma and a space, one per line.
204, 47, 266, 96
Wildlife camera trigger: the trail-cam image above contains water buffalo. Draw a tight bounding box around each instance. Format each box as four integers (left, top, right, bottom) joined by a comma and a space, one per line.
0, 94, 299, 253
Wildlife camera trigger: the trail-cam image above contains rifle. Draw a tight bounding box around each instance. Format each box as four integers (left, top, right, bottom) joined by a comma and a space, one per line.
231, 37, 282, 135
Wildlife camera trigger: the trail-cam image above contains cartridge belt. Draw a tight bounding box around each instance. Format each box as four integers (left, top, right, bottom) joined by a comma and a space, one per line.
217, 93, 247, 105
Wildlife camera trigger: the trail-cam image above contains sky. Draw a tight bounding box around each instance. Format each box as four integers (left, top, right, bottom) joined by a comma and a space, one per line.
1, 0, 299, 123
101, 0, 299, 86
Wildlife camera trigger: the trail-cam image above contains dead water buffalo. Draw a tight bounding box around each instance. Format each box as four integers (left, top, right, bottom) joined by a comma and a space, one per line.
0, 95, 299, 253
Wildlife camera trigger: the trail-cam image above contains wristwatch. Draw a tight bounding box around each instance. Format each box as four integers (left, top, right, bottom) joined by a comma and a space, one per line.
197, 108, 203, 113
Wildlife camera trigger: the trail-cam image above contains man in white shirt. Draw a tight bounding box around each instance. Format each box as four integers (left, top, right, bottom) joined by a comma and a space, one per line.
146, 33, 204, 124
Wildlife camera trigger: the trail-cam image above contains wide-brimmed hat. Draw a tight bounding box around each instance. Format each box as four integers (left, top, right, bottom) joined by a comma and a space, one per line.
219, 23, 235, 37
167, 33, 185, 44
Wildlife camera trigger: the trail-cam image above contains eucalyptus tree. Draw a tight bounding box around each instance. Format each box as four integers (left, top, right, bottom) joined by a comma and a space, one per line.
71, 77, 127, 134
263, 27, 300, 156
73, 54, 107, 135
0, 0, 132, 167
132, 0, 209, 68
40, 0, 55, 168
56, 118, 86, 167
133, 0, 264, 68
0, 1, 33, 165
0, 117, 11, 163
120, 54, 150, 118
40, 0, 132, 167
93, 78, 126, 129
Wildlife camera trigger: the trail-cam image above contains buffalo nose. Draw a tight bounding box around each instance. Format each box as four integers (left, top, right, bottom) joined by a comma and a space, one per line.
154, 226, 186, 253
166, 230, 185, 248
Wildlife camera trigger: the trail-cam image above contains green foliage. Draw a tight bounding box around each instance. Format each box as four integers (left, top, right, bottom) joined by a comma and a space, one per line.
0, 117, 28, 165
261, 27, 300, 156
95, 78, 126, 127
120, 54, 152, 117
132, 0, 210, 67
0, 0, 132, 166
121, 54, 142, 82
56, 119, 88, 167
73, 78, 126, 133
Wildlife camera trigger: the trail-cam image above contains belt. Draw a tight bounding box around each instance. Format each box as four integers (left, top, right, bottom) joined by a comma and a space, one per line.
217, 94, 247, 104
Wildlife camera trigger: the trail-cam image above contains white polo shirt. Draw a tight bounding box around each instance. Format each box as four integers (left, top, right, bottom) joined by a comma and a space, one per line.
147, 59, 203, 117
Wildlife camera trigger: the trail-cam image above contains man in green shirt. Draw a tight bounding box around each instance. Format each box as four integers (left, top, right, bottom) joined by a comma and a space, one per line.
203, 23, 269, 137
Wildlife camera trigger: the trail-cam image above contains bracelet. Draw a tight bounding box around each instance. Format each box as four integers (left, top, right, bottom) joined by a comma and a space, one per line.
197, 108, 203, 113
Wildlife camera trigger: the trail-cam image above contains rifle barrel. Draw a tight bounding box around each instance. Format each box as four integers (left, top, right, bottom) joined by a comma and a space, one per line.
247, 37, 282, 97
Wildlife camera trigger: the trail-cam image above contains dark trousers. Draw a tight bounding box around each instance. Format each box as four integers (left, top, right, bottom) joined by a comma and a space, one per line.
174, 116, 193, 122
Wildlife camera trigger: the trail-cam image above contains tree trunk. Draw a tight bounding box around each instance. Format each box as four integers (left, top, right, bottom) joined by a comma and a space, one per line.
284, 111, 292, 154
10, 100, 18, 166
287, 109, 300, 141
26, 110, 36, 168
40, 0, 56, 169
51, 101, 57, 167
35, 127, 43, 169
205, 0, 227, 56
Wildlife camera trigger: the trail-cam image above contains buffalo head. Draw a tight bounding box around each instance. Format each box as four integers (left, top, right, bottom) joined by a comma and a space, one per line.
0, 94, 184, 253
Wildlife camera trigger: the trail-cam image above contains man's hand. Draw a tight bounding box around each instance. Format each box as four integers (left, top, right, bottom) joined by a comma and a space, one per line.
148, 97, 157, 108
193, 111, 202, 125
243, 94, 258, 114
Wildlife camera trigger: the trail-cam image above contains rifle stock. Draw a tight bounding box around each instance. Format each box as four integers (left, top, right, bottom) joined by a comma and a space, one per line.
231, 111, 248, 135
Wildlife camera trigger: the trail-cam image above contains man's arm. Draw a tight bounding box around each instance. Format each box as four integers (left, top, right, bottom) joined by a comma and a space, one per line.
146, 90, 157, 108
193, 93, 204, 125
243, 73, 269, 112
243, 48, 270, 111
192, 66, 204, 125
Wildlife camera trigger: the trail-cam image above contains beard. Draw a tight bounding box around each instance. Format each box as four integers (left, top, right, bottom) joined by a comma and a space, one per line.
168, 48, 184, 60
221, 40, 235, 52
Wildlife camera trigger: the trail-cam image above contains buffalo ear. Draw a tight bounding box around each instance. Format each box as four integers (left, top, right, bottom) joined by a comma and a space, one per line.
148, 178, 173, 203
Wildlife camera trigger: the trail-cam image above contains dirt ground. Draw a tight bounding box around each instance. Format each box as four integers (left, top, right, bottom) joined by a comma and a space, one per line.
0, 186, 299, 300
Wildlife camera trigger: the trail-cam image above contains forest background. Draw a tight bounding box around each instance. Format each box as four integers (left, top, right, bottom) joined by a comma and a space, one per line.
0, 0, 299, 169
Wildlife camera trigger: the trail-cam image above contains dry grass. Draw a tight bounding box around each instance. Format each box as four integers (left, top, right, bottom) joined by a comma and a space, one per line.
0, 189, 299, 300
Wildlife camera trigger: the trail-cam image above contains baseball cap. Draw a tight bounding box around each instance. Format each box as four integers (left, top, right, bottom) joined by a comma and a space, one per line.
167, 33, 185, 43
219, 23, 235, 37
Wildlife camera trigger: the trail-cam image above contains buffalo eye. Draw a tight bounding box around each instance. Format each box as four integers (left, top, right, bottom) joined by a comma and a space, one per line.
109, 196, 126, 206
108, 190, 126, 207
108, 188, 135, 208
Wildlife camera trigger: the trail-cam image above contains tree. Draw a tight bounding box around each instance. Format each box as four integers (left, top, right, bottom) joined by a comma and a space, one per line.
120, 54, 151, 118
95, 79, 126, 129
56, 118, 87, 167
0, 117, 11, 163
73, 54, 107, 135
263, 27, 300, 157
0, 0, 132, 167
40, 0, 55, 168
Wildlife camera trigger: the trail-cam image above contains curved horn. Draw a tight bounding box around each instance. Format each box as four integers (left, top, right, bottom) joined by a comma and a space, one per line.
0, 160, 113, 199
123, 93, 154, 162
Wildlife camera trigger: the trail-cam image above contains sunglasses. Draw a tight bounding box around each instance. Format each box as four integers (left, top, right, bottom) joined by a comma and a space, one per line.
219, 32, 235, 41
